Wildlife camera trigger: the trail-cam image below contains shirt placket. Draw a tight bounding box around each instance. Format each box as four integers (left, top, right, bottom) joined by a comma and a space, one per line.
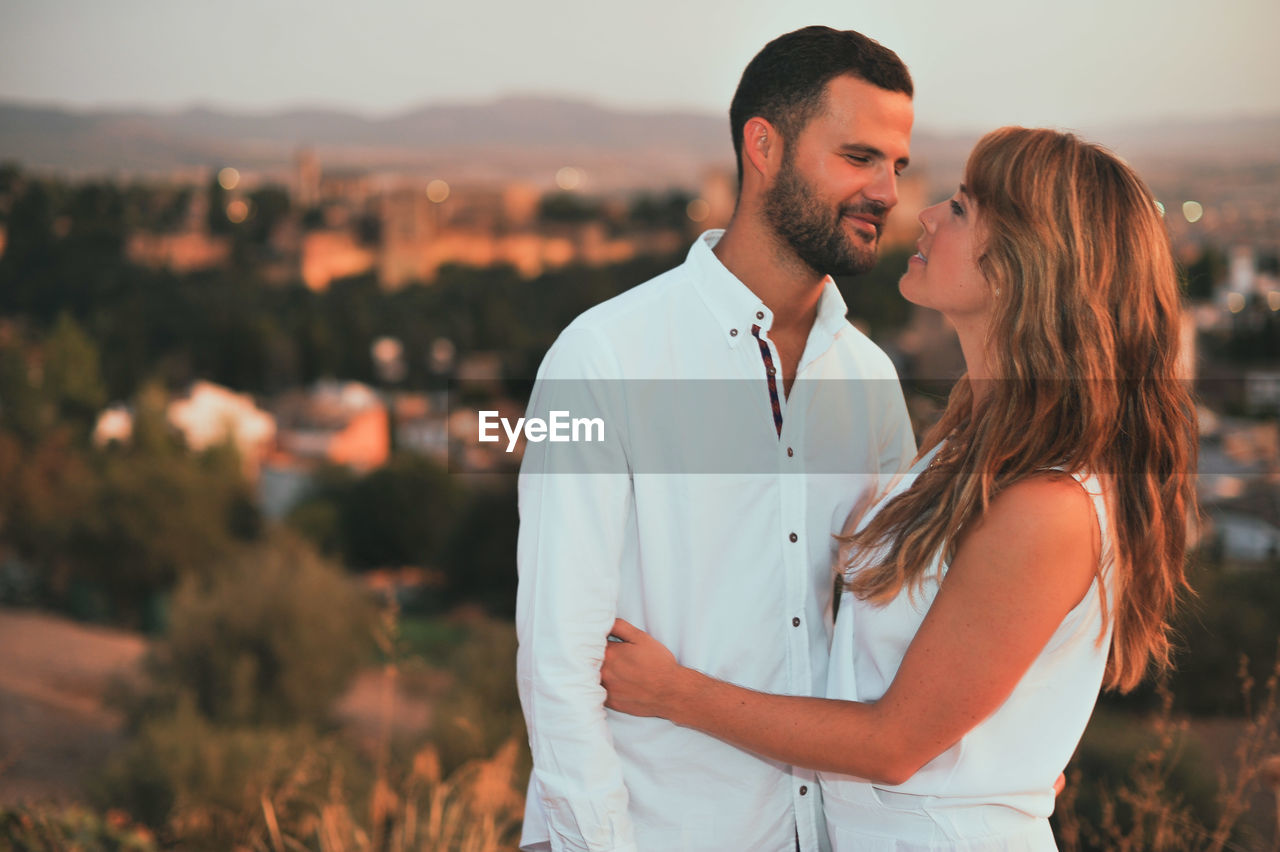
784, 397, 820, 850
752, 319, 819, 850
750, 324, 784, 437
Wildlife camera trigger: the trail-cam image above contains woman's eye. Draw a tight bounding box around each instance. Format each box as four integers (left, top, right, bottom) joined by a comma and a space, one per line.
950, 199, 964, 216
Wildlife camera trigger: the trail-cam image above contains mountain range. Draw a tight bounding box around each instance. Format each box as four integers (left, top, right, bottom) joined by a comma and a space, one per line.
1, 95, 1277, 191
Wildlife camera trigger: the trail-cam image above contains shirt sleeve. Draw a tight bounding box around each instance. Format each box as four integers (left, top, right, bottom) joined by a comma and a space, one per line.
515, 324, 639, 852
874, 356, 918, 477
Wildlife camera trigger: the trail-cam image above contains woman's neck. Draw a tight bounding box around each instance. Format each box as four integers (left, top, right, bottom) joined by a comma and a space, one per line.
955, 321, 995, 414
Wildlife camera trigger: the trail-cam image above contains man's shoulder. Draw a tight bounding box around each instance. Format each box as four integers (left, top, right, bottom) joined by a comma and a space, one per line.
829, 319, 903, 380
535, 261, 695, 378
565, 262, 693, 337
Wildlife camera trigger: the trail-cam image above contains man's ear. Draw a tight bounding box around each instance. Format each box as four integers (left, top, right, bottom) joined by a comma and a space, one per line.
741, 117, 779, 182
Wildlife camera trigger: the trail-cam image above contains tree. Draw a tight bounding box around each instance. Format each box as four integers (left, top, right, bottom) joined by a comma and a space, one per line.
836, 245, 915, 338
0, 333, 49, 442
538, 192, 602, 224
206, 174, 230, 235
145, 532, 374, 726
245, 185, 290, 245
42, 313, 107, 431
62, 383, 261, 624
1183, 245, 1227, 301
628, 190, 694, 230
0, 427, 95, 602
444, 485, 518, 616
290, 454, 462, 571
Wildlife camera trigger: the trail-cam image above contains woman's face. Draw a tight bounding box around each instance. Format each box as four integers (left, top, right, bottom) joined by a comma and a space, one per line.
899, 186, 993, 330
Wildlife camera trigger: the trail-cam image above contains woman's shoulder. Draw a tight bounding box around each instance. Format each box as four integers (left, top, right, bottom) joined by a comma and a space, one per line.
988, 471, 1097, 526
980, 473, 1100, 558
951, 471, 1102, 608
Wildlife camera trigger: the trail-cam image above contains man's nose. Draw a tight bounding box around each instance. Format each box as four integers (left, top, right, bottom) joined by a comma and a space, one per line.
863, 165, 899, 211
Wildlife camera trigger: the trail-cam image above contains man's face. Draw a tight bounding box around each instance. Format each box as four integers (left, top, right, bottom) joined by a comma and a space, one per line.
763, 75, 914, 277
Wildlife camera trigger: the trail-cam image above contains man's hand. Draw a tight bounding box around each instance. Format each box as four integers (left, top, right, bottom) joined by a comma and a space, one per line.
602, 619, 686, 719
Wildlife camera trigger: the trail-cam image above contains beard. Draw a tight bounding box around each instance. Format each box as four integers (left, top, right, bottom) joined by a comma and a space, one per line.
763, 155, 884, 277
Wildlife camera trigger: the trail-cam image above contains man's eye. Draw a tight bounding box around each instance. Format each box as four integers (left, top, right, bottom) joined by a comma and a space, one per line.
950, 200, 964, 216
847, 155, 870, 165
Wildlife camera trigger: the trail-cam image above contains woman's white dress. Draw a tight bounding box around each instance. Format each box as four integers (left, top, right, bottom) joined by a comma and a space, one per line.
820, 447, 1116, 851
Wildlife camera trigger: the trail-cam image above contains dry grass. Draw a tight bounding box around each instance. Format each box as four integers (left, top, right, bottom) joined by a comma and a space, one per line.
140, 600, 527, 852
235, 738, 524, 852
231, 600, 526, 852
5, 601, 1276, 851
1056, 651, 1280, 852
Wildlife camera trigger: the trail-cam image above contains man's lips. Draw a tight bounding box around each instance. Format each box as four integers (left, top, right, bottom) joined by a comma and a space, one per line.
843, 214, 882, 236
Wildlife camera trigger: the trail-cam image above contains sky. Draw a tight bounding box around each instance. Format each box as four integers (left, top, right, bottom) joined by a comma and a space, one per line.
1, 0, 1277, 132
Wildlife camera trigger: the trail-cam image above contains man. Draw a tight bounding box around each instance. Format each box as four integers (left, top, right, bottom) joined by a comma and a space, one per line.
516, 26, 917, 852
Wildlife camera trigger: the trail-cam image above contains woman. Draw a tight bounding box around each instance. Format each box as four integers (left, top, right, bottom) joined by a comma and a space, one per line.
601, 127, 1197, 850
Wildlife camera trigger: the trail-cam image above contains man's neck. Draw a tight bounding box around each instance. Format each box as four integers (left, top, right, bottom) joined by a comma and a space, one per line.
712, 216, 826, 337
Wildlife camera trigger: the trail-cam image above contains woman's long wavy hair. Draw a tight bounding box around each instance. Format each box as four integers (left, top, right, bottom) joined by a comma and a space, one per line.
843, 127, 1198, 693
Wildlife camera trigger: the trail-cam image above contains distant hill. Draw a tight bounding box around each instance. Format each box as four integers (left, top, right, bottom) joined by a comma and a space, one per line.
1089, 114, 1280, 162
0, 96, 1276, 190
0, 96, 731, 188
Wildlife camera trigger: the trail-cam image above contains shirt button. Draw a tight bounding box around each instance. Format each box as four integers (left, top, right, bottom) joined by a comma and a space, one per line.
767, 367, 776, 376
729, 328, 738, 337
789, 532, 798, 543
792, 617, 801, 627
756, 310, 765, 320
787, 447, 794, 457
800, 785, 809, 796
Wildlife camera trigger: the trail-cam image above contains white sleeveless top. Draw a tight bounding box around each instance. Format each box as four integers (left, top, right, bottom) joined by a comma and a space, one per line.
819, 446, 1116, 851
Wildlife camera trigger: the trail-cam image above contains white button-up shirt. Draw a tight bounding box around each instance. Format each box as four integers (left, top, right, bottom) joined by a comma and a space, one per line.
516, 230, 916, 852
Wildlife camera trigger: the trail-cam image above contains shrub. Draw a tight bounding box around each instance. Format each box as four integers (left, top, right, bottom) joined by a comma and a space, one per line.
1055, 659, 1280, 852
95, 699, 331, 846
0, 804, 157, 852
96, 694, 525, 851
134, 532, 374, 727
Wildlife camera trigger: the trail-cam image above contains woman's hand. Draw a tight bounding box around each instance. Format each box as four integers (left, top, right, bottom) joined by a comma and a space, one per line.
602, 618, 687, 719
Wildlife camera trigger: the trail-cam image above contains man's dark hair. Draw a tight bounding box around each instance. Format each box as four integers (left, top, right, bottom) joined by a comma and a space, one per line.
729, 26, 913, 184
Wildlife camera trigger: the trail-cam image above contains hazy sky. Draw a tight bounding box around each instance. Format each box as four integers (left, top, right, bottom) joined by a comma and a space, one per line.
2, 0, 1276, 131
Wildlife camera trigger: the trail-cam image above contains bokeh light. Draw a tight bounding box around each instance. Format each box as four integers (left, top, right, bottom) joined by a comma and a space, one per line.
1182, 200, 1204, 223
430, 337, 456, 373
217, 167, 240, 191
426, 179, 450, 203
1154, 201, 1165, 217
1227, 292, 1245, 313
686, 199, 710, 223
226, 199, 249, 223
555, 166, 583, 191
1268, 291, 1280, 312
371, 336, 406, 383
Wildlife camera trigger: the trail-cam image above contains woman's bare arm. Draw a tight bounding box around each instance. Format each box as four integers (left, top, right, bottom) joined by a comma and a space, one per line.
602, 474, 1099, 785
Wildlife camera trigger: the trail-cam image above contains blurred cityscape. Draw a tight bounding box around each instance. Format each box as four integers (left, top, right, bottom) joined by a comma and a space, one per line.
0, 96, 1278, 850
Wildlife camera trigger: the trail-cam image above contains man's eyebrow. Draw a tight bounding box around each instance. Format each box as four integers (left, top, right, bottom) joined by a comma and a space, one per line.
839, 143, 910, 169
959, 184, 972, 197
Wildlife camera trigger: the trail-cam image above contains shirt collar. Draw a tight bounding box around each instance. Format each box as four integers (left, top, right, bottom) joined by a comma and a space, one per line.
814, 275, 850, 339
688, 229, 849, 348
